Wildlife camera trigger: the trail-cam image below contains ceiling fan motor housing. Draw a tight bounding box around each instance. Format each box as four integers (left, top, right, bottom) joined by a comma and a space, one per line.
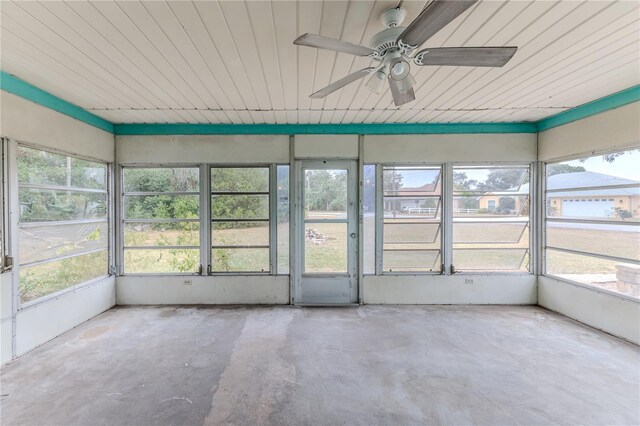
369, 26, 405, 57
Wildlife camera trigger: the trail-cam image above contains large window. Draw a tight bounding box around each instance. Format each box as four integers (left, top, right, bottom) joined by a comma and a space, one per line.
17, 146, 109, 303
452, 166, 531, 272
381, 165, 442, 273
545, 149, 640, 298
122, 167, 200, 274
211, 167, 271, 273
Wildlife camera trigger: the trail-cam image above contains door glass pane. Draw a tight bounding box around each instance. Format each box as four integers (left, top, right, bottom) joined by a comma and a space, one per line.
304, 223, 348, 273
304, 169, 348, 220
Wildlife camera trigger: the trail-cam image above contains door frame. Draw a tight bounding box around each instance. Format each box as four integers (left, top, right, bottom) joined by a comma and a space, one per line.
292, 159, 358, 305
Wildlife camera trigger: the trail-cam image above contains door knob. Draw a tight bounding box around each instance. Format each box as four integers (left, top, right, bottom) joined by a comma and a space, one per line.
350, 232, 357, 238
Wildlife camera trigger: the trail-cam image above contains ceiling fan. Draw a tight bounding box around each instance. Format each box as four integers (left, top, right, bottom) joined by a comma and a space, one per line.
293, 0, 517, 106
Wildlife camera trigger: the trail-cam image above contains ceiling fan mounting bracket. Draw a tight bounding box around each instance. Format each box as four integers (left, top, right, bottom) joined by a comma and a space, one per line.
380, 7, 407, 28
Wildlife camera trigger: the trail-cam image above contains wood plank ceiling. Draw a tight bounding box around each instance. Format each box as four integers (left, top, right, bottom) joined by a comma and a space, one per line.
1, 0, 638, 124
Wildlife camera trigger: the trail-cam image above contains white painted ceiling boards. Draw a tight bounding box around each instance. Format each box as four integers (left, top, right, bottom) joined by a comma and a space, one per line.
1, 0, 638, 124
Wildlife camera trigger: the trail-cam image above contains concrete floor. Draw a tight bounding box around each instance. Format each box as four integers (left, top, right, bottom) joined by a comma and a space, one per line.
1, 305, 638, 426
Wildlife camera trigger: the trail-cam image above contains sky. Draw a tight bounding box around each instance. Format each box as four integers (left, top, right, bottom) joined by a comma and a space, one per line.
559, 149, 640, 181
396, 149, 640, 187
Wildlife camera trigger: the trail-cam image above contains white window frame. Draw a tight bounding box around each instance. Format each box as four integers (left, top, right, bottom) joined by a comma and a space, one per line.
450, 162, 534, 275
376, 163, 445, 275
119, 164, 203, 276
15, 142, 112, 308
542, 148, 640, 300
208, 164, 275, 275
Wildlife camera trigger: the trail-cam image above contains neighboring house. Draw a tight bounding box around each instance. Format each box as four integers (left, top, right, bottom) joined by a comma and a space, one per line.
478, 171, 640, 218
385, 181, 441, 212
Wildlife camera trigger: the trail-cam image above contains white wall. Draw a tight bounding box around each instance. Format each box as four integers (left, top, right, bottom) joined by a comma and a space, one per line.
1, 90, 116, 364
364, 275, 537, 305
0, 272, 12, 364
295, 135, 358, 159
538, 101, 640, 161
116, 132, 538, 306
116, 134, 288, 164
538, 102, 640, 343
364, 133, 537, 163
0, 91, 114, 162
117, 276, 288, 305
16, 277, 115, 356
538, 276, 639, 344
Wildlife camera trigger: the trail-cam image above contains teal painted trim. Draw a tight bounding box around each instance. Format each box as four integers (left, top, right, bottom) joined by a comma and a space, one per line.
537, 85, 640, 132
2, 69, 637, 136
114, 122, 537, 135
0, 71, 114, 133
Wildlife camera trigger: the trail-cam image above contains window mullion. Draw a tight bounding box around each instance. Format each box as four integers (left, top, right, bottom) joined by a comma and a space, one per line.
201, 164, 210, 276
375, 164, 383, 275
269, 164, 277, 275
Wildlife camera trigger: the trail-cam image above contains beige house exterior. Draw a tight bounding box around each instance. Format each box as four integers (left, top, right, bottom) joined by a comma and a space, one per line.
478, 171, 640, 218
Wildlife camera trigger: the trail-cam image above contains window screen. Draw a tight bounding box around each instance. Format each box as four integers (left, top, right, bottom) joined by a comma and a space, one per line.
452, 166, 530, 272
211, 167, 270, 273
122, 167, 200, 274
17, 146, 109, 303
381, 166, 442, 273
545, 149, 640, 299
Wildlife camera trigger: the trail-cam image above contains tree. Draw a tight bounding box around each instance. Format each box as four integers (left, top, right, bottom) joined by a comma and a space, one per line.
453, 172, 477, 191
477, 169, 526, 191
305, 170, 347, 211
498, 196, 515, 211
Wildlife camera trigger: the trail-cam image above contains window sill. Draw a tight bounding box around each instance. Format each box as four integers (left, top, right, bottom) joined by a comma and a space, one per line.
18, 274, 112, 311
542, 274, 640, 304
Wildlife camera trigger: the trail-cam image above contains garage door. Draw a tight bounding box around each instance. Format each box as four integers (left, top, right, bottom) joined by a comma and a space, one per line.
562, 199, 614, 217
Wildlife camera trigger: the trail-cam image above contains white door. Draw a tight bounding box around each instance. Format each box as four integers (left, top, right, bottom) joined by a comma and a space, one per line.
294, 160, 358, 304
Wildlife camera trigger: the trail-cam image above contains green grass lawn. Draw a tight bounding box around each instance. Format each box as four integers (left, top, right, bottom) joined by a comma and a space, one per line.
20, 216, 639, 302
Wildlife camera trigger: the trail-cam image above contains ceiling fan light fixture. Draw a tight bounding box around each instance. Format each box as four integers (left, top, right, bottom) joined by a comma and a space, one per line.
390, 58, 410, 81
366, 70, 387, 94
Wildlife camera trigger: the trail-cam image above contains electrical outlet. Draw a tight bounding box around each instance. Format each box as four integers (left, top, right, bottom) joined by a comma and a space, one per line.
183, 279, 192, 286
465, 278, 475, 285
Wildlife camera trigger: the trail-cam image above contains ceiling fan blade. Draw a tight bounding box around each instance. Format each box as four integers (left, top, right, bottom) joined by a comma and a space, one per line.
398, 0, 478, 49
414, 47, 517, 67
310, 68, 375, 99
294, 33, 376, 57
389, 78, 416, 106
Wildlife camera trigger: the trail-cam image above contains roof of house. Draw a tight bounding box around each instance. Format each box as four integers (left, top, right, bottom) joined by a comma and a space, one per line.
392, 182, 440, 196
515, 171, 639, 197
